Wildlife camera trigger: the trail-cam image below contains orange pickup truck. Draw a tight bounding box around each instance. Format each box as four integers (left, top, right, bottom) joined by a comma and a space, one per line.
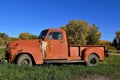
5, 28, 109, 66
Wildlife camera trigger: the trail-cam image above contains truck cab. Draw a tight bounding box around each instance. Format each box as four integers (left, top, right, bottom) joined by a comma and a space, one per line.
5, 28, 109, 66
38, 28, 68, 59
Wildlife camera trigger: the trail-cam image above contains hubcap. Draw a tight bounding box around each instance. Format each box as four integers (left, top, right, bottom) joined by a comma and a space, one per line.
22, 59, 30, 65
90, 58, 97, 64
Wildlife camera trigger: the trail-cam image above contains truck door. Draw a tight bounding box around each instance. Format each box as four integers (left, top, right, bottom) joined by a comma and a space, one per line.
46, 31, 67, 59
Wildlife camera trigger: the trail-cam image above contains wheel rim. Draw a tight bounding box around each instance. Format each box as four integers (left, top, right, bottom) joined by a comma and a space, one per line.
90, 58, 97, 64
21, 59, 30, 65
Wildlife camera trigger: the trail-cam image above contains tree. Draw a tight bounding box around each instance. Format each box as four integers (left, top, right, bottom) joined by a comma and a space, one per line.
19, 32, 38, 40
87, 24, 101, 45
0, 33, 9, 39
61, 20, 89, 45
61, 20, 101, 45
112, 31, 120, 50
0, 33, 9, 46
19, 32, 31, 40
29, 34, 38, 39
0, 38, 3, 46
99, 40, 116, 50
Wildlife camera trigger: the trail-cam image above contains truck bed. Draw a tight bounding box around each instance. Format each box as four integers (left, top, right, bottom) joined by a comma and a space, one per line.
68, 45, 107, 59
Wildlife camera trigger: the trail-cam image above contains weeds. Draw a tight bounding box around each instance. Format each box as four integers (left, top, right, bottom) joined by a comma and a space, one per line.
0, 48, 120, 80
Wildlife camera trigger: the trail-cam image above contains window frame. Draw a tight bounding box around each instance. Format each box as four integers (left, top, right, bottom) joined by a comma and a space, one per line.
48, 31, 63, 40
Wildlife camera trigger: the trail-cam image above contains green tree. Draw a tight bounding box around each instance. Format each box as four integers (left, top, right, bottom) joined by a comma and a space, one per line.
87, 24, 101, 45
0, 33, 9, 39
19, 32, 38, 40
61, 20, 101, 45
61, 20, 89, 45
19, 32, 31, 40
99, 40, 116, 50
112, 31, 120, 50
0, 38, 3, 46
29, 34, 38, 39
0, 33, 9, 46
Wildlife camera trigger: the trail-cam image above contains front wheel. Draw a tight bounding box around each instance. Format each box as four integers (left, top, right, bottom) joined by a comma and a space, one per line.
86, 54, 99, 66
16, 54, 32, 66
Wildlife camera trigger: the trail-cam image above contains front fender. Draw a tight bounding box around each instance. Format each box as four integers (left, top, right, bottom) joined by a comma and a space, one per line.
15, 47, 43, 64
83, 47, 105, 62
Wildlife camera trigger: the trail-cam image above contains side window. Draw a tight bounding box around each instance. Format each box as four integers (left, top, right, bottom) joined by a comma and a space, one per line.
48, 32, 63, 40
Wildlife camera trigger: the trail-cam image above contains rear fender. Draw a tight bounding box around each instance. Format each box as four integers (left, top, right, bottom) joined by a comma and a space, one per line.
83, 48, 104, 62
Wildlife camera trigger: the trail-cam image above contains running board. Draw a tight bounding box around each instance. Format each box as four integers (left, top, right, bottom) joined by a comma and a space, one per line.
44, 60, 85, 64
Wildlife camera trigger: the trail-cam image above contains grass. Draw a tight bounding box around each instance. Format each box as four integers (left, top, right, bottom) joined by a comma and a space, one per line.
108, 49, 120, 53
0, 48, 5, 60
0, 48, 120, 80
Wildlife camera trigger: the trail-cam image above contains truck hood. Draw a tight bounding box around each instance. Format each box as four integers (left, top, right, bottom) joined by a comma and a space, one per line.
8, 39, 42, 48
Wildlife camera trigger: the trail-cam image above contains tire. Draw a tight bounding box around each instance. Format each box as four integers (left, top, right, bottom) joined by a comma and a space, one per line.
16, 54, 32, 66
86, 54, 99, 66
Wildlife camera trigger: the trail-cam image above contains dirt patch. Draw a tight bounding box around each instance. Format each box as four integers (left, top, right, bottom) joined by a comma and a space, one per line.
70, 75, 118, 80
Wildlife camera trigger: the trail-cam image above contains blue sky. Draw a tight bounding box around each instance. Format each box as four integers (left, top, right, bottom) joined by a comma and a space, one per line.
0, 0, 120, 41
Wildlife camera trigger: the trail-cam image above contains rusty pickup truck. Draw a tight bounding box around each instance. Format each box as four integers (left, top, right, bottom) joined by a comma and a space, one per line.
5, 28, 109, 66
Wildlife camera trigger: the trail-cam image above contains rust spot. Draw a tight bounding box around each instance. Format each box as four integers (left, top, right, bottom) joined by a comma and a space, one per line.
18, 49, 23, 53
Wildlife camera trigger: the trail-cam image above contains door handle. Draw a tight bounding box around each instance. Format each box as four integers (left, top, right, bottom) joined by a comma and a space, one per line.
60, 41, 64, 43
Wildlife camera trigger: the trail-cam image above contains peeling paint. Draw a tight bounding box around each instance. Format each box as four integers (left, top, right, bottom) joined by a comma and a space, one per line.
41, 41, 47, 58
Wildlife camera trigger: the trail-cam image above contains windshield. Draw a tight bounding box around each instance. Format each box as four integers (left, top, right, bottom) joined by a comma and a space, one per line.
38, 30, 48, 39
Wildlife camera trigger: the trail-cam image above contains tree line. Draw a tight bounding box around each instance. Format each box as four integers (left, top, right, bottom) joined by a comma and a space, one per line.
0, 32, 37, 46
0, 20, 120, 50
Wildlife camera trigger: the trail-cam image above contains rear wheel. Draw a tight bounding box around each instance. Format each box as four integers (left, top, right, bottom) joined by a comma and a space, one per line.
86, 54, 99, 66
16, 54, 32, 66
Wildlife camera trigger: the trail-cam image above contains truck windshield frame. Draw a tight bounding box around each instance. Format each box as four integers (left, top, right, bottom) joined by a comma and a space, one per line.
38, 30, 48, 39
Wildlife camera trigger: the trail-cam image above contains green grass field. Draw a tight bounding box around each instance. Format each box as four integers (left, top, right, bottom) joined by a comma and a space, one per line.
0, 48, 120, 80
